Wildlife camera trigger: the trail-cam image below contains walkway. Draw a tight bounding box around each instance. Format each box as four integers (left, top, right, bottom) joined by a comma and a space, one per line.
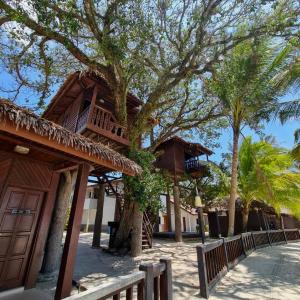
35, 234, 300, 300
209, 242, 300, 300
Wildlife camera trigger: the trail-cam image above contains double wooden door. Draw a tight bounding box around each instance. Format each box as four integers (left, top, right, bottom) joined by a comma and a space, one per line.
0, 187, 44, 290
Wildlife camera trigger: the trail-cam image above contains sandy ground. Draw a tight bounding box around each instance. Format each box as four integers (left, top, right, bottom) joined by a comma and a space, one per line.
36, 233, 300, 300
36, 233, 203, 299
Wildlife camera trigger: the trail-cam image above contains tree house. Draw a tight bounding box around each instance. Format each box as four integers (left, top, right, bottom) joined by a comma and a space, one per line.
43, 71, 142, 153
155, 136, 212, 179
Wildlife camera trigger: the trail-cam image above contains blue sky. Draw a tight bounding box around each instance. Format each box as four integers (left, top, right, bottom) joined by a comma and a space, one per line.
0, 72, 298, 164
211, 119, 299, 163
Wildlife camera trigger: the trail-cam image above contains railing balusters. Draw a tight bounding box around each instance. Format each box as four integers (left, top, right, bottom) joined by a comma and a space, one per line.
198, 229, 300, 298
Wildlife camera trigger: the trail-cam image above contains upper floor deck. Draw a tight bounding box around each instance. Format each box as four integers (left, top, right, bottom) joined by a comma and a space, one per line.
43, 72, 141, 152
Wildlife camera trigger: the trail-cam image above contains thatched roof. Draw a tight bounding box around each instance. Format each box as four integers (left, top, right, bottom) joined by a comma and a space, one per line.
0, 99, 142, 176
205, 198, 276, 214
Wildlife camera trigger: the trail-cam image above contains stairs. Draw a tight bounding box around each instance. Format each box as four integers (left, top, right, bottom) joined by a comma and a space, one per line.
142, 212, 154, 249
103, 175, 154, 250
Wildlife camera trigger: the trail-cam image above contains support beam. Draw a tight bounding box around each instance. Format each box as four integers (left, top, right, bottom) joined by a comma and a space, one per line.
166, 193, 172, 232
92, 183, 105, 248
173, 185, 182, 242
55, 163, 90, 300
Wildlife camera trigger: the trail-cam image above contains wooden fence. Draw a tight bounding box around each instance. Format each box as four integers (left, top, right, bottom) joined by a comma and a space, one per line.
64, 259, 172, 300
197, 228, 300, 299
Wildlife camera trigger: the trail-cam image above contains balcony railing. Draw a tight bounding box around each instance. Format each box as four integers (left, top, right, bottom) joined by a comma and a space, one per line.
185, 159, 207, 171
76, 104, 129, 146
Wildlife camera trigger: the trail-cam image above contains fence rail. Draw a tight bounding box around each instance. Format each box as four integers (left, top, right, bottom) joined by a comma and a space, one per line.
197, 228, 300, 299
64, 259, 172, 300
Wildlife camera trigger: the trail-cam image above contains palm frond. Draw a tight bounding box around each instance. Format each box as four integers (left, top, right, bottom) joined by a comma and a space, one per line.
277, 99, 300, 123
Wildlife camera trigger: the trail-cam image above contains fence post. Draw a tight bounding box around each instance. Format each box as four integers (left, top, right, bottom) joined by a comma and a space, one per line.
266, 230, 272, 246
241, 234, 247, 256
196, 245, 209, 299
251, 232, 256, 250
160, 259, 173, 300
222, 238, 229, 270
282, 229, 288, 244
139, 263, 154, 300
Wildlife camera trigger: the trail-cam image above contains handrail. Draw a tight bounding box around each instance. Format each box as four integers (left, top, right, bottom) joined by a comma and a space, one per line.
197, 228, 300, 299
76, 103, 129, 145
64, 259, 172, 300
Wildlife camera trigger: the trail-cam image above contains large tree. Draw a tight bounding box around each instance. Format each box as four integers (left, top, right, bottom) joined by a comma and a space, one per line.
0, 0, 299, 252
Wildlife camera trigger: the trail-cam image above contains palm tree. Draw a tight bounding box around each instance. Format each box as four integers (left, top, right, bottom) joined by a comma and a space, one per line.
274, 39, 300, 160
238, 137, 300, 231
208, 38, 287, 235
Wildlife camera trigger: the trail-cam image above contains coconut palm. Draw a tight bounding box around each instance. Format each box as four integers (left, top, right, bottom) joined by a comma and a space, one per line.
274, 39, 300, 160
207, 38, 287, 235
238, 137, 300, 231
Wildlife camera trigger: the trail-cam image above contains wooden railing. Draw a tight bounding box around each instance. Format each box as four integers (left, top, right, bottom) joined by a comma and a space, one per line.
185, 159, 206, 171
76, 104, 129, 145
197, 228, 300, 299
64, 259, 172, 300
89, 105, 128, 144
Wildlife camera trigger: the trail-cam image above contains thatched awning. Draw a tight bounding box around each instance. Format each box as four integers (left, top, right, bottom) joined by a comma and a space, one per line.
0, 99, 142, 176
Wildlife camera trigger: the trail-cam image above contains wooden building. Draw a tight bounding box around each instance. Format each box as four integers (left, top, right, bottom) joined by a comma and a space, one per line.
42, 70, 142, 154
206, 200, 300, 237
0, 98, 141, 299
155, 136, 212, 179
154, 136, 212, 241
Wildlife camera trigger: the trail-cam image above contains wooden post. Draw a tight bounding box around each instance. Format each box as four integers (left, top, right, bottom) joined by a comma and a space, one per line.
166, 193, 172, 232
139, 263, 154, 300
222, 238, 229, 270
215, 209, 221, 238
160, 259, 173, 300
251, 232, 256, 250
262, 212, 271, 246
241, 234, 247, 256
92, 183, 105, 248
196, 245, 209, 299
173, 184, 182, 242
55, 163, 90, 300
198, 207, 206, 244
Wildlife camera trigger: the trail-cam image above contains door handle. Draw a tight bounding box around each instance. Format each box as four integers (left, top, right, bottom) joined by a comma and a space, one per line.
11, 209, 31, 215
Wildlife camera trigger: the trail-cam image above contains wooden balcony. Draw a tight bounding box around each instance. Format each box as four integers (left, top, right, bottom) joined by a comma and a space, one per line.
185, 159, 209, 178
76, 104, 129, 146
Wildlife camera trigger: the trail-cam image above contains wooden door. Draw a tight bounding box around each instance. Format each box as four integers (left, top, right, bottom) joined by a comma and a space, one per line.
163, 215, 168, 232
0, 187, 44, 290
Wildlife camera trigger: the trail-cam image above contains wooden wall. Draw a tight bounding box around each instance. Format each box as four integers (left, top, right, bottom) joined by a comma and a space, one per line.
208, 210, 300, 237
155, 140, 185, 175
0, 150, 59, 289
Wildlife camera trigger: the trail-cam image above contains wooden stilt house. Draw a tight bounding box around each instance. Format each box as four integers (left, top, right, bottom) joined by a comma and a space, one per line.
155, 136, 212, 233
0, 71, 142, 299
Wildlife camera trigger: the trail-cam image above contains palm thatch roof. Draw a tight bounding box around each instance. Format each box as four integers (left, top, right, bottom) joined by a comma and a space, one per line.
0, 99, 142, 176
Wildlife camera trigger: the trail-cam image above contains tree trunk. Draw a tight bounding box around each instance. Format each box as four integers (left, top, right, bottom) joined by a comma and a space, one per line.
173, 185, 182, 242
131, 202, 143, 257
92, 183, 105, 248
113, 197, 135, 249
228, 128, 240, 236
242, 203, 249, 232
42, 170, 76, 273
